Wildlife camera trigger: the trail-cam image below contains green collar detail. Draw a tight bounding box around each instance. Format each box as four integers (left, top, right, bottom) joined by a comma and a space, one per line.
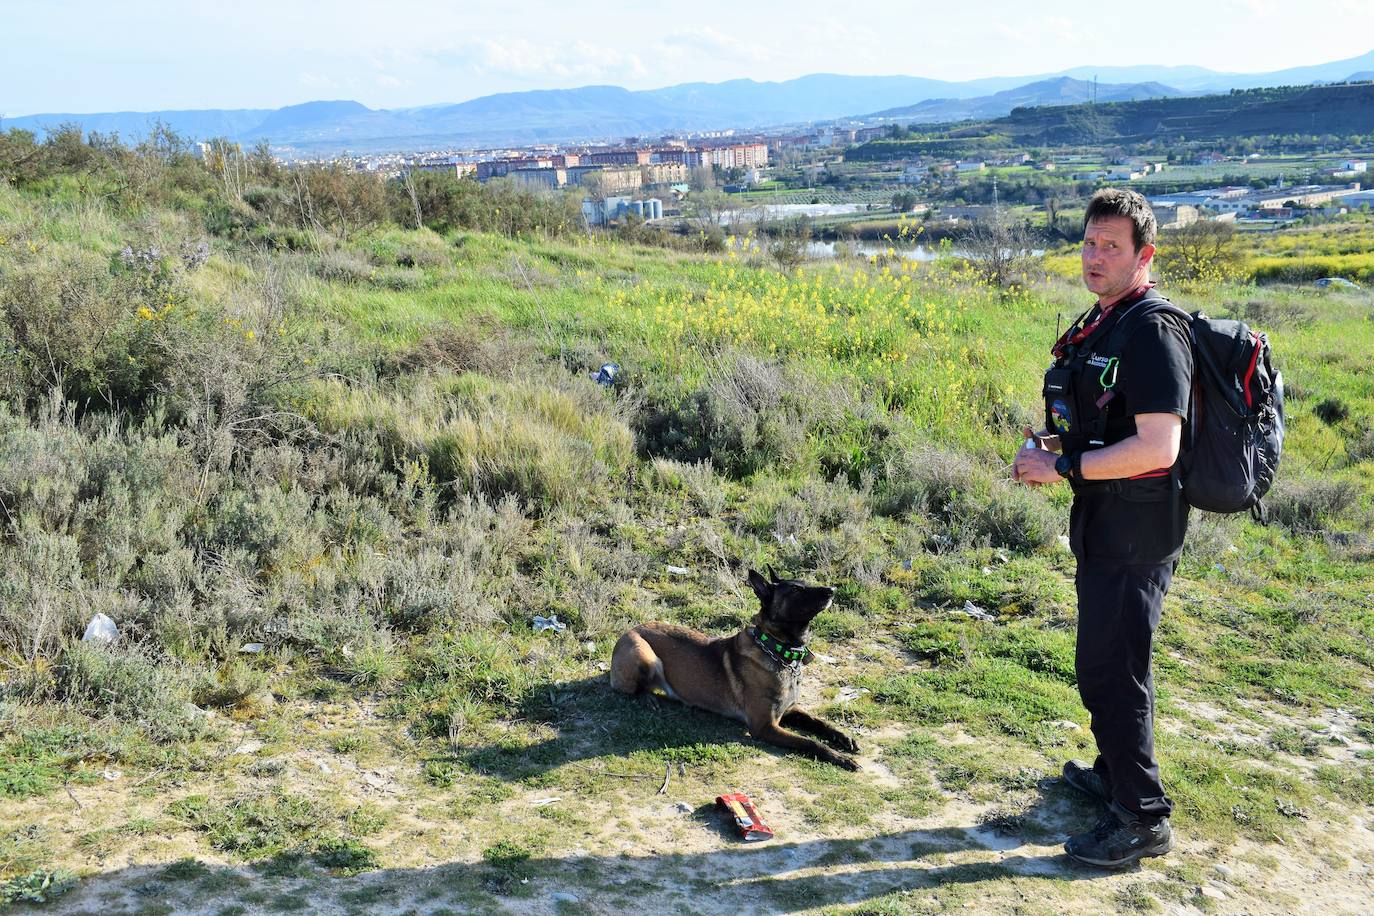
751, 626, 811, 667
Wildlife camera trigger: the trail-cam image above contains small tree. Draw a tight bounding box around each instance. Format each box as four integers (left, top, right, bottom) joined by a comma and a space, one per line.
763, 216, 812, 270
1155, 220, 1244, 283
960, 210, 1041, 289
684, 189, 738, 235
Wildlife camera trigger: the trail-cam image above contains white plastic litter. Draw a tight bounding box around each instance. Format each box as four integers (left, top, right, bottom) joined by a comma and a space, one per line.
957, 600, 995, 622
665, 565, 690, 576
102, 769, 123, 781
532, 615, 566, 633
239, 643, 265, 654
81, 613, 119, 645
836, 686, 869, 703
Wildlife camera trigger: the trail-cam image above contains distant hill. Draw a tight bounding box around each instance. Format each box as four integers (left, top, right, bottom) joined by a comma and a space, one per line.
1347, 71, 1374, 82
863, 77, 1183, 123
1, 107, 272, 141
3, 76, 1017, 152
5, 50, 1373, 152
847, 82, 1374, 159
1043, 49, 1374, 93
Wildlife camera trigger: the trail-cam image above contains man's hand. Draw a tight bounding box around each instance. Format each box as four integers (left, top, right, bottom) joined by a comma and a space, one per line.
1014, 441, 1063, 486
1022, 425, 1062, 454
1013, 426, 1064, 487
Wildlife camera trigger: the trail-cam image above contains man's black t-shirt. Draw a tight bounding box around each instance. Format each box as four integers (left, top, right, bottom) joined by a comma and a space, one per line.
1060, 291, 1193, 564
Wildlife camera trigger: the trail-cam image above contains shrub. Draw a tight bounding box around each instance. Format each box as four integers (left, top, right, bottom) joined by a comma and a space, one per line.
871, 442, 1058, 552
636, 353, 849, 478
1265, 476, 1360, 535
645, 458, 726, 516
387, 323, 523, 378
1348, 425, 1374, 465
309, 249, 373, 285
1314, 398, 1349, 425
390, 171, 582, 237
0, 520, 85, 663
0, 242, 160, 406
307, 372, 634, 511
1155, 221, 1245, 284
49, 642, 206, 742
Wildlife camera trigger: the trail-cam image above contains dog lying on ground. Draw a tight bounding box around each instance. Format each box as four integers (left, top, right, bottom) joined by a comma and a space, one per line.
610, 568, 860, 770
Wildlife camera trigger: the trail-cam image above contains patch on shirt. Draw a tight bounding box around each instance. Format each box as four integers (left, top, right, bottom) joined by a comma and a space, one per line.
1086, 354, 1112, 369
1050, 398, 1073, 433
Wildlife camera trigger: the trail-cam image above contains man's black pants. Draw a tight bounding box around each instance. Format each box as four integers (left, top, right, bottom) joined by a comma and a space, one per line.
1074, 559, 1175, 822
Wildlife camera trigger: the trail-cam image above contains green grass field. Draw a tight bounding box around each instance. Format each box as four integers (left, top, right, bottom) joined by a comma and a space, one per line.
1, 165, 1373, 914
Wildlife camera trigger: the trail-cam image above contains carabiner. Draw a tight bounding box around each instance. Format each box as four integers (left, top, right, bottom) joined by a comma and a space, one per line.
1099, 357, 1119, 390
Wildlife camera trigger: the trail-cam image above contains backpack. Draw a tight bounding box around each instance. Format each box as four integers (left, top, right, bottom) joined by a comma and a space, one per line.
1102, 293, 1285, 521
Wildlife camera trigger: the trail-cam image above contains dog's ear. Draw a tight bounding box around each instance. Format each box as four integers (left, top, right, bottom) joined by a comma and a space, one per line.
747, 569, 773, 604
767, 565, 781, 583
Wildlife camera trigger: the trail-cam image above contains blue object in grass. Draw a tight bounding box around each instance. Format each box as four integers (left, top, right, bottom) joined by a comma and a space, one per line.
593, 363, 620, 386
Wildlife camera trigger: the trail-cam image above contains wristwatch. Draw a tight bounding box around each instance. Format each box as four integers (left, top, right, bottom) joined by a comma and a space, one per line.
1055, 452, 1081, 480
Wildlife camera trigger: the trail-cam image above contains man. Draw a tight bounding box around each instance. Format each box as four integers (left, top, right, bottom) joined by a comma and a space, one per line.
1013, 188, 1192, 868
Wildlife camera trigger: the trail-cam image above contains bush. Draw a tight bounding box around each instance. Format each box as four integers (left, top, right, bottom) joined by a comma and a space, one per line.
0, 521, 85, 663
387, 323, 523, 378
309, 249, 374, 285
1314, 398, 1349, 425
871, 442, 1058, 552
307, 372, 634, 510
1265, 476, 1360, 535
636, 353, 852, 478
0, 242, 164, 406
1155, 221, 1246, 284
49, 642, 206, 742
390, 171, 582, 238
646, 458, 726, 516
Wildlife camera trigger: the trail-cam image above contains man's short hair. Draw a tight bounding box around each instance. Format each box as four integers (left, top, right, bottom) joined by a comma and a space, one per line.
1083, 188, 1157, 251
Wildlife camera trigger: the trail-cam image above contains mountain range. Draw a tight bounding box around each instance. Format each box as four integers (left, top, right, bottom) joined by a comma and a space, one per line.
862, 77, 1183, 123
6, 49, 1374, 153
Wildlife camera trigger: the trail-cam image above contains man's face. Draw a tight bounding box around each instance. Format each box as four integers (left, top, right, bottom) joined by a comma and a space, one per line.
1081, 216, 1154, 301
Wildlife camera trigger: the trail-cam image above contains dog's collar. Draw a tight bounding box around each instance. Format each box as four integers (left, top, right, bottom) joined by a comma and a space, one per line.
751, 626, 811, 668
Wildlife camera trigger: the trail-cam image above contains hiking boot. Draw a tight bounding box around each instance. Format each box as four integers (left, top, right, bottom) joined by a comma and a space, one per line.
1065, 807, 1173, 868
1062, 759, 1111, 804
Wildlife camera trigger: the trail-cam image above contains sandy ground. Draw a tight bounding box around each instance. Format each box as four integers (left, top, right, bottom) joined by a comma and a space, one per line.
19, 673, 1374, 916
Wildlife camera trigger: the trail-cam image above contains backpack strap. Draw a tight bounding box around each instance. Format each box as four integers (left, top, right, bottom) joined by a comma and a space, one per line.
1087, 291, 1192, 447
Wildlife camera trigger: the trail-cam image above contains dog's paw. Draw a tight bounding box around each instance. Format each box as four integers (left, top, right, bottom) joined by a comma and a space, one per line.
832, 753, 860, 771
836, 734, 860, 753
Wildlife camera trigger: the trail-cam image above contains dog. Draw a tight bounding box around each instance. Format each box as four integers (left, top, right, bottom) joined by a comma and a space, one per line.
610, 568, 860, 770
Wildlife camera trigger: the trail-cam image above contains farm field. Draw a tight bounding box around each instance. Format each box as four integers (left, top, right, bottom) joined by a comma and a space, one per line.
1, 161, 1373, 914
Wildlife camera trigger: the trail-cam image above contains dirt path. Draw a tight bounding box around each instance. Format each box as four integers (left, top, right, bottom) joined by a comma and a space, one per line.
27, 712, 1374, 916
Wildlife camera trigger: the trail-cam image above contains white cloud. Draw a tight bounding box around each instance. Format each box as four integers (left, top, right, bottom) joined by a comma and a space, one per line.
433, 37, 649, 86
661, 26, 773, 62
1224, 0, 1282, 15
298, 73, 337, 89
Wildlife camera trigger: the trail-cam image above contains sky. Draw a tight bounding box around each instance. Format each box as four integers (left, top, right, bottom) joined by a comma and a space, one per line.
6, 0, 1374, 117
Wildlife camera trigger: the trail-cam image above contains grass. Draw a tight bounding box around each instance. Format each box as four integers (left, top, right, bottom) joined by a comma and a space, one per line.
0, 160, 1371, 912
